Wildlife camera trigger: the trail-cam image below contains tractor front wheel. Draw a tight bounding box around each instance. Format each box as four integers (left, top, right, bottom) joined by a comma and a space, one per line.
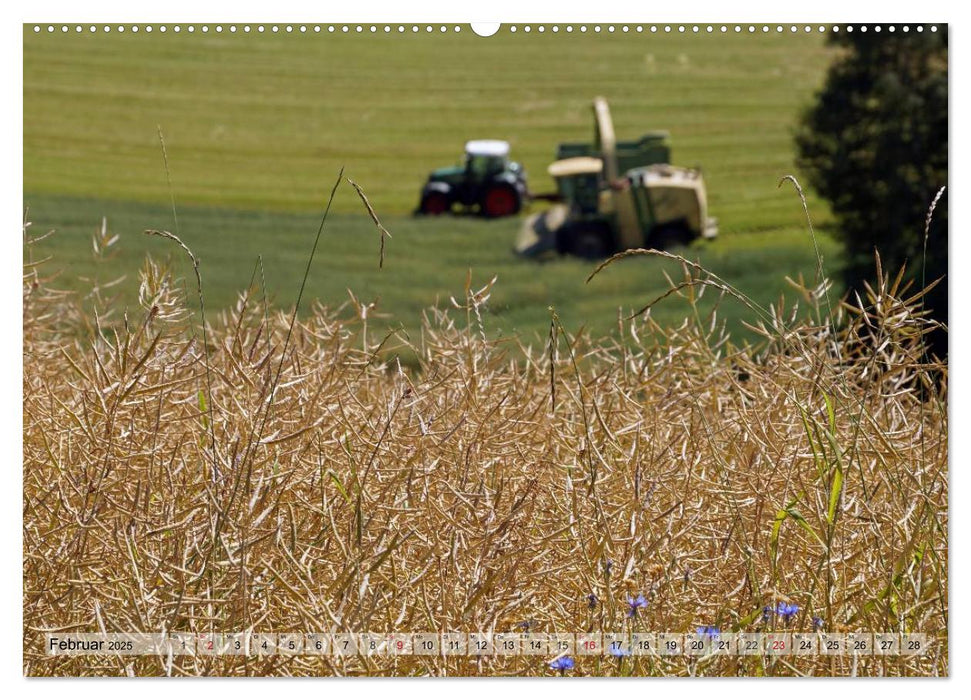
481, 185, 521, 218
419, 191, 451, 215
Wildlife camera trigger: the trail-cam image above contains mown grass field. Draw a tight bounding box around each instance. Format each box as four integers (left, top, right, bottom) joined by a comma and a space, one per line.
24, 26, 839, 344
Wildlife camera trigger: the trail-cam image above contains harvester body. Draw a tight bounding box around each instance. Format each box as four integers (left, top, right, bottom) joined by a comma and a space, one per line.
516, 98, 717, 259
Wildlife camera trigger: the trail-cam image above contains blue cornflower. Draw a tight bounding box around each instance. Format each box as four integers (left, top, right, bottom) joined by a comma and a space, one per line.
812, 616, 825, 632
626, 593, 648, 618
776, 602, 799, 623
586, 593, 599, 610
549, 655, 575, 673
762, 605, 774, 623
697, 625, 720, 639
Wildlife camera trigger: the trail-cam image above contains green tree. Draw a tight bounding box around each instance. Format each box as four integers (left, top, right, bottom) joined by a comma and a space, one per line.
796, 26, 947, 356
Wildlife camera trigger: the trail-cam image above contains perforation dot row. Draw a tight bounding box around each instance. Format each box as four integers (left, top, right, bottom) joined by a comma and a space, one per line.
31, 25, 465, 34
507, 24, 938, 34
30, 24, 941, 35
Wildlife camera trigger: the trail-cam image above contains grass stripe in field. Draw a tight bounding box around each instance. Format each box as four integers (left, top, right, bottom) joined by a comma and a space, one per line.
25, 193, 842, 348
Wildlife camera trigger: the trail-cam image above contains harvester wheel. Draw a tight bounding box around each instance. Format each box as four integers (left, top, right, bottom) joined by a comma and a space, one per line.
420, 191, 451, 215
560, 223, 612, 260
648, 224, 692, 250
481, 184, 521, 218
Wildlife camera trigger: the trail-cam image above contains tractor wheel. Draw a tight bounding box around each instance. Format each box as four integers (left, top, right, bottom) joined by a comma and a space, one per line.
648, 224, 692, 250
419, 191, 451, 215
560, 223, 612, 260
481, 184, 521, 218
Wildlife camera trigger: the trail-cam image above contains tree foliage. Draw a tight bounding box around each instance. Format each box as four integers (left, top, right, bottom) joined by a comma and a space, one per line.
796, 27, 947, 354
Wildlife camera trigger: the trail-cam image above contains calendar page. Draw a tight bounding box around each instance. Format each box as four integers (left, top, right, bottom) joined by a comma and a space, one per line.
21, 14, 948, 680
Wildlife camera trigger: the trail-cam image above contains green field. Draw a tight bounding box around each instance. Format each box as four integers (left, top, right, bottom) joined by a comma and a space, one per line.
24, 26, 840, 345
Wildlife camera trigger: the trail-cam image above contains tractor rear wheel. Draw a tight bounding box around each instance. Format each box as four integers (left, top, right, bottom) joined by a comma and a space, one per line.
559, 223, 612, 260
648, 224, 692, 250
420, 191, 450, 215
481, 184, 521, 218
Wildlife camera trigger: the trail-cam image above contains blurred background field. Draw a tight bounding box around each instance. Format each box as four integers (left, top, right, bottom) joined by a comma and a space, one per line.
24, 26, 838, 344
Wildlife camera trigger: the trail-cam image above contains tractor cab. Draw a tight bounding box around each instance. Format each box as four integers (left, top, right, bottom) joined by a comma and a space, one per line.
417, 140, 529, 218
464, 140, 511, 179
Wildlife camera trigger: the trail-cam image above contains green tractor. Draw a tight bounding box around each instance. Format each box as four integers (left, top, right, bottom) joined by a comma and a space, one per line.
417, 140, 529, 218
516, 98, 718, 259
